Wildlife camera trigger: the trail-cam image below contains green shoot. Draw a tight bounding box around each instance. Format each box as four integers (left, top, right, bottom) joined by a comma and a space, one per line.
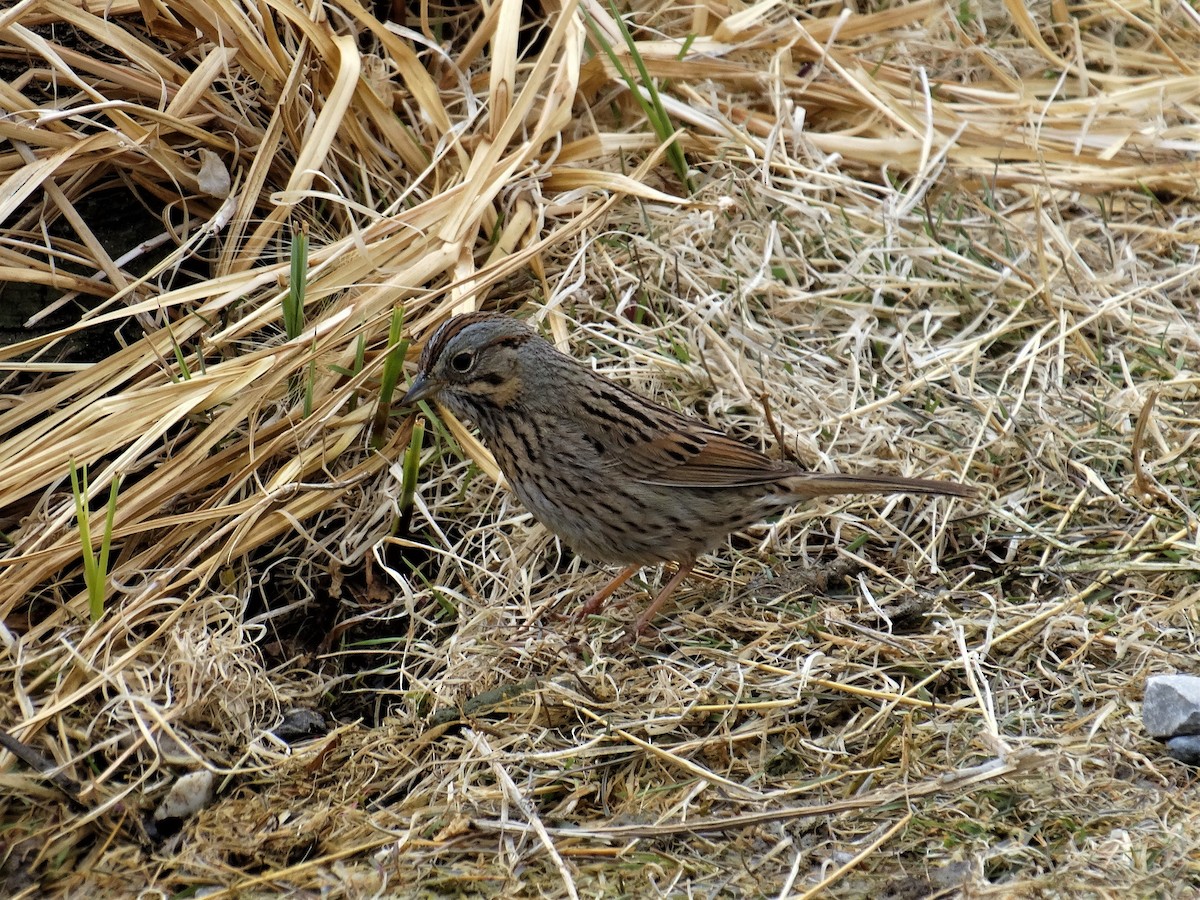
284, 224, 308, 340
395, 415, 425, 536
303, 357, 316, 418
584, 1, 692, 191
167, 321, 192, 381
69, 461, 120, 622
372, 305, 410, 448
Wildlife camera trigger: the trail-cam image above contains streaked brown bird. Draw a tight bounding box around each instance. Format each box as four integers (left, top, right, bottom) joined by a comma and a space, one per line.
400, 312, 975, 636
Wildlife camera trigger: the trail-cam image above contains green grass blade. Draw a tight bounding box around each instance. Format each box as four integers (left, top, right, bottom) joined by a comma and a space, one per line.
284, 225, 308, 340
372, 306, 410, 449
396, 415, 425, 536
584, 1, 692, 190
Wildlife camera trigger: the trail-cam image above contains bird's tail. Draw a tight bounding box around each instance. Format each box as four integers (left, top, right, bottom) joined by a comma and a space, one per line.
780, 472, 977, 500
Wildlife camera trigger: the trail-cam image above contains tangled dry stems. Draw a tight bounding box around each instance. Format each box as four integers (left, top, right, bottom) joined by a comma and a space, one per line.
1, 0, 1199, 895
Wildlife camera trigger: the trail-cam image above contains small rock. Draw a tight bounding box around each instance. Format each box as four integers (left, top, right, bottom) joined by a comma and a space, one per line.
1167, 736, 1200, 766
196, 149, 231, 198
1143, 674, 1200, 738
154, 770, 215, 822
273, 708, 328, 742
155, 731, 196, 766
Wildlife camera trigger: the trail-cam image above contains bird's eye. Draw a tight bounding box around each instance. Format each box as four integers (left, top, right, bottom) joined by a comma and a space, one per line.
449, 351, 475, 373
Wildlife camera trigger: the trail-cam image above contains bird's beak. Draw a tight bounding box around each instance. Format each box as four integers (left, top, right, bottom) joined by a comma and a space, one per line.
399, 372, 438, 406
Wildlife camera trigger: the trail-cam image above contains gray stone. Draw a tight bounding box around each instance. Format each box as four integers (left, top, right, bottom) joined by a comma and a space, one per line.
1143, 674, 1200, 738
154, 770, 215, 822
272, 708, 327, 743
1166, 736, 1200, 766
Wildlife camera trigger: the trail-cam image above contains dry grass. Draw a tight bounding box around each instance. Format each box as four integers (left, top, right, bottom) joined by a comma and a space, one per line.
1, 0, 1199, 895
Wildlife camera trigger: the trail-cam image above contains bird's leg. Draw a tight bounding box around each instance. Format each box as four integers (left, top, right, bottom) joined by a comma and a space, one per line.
631, 561, 696, 637
574, 564, 640, 620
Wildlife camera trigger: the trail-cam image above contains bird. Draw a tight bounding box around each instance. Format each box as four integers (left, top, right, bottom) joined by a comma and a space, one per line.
400, 311, 975, 637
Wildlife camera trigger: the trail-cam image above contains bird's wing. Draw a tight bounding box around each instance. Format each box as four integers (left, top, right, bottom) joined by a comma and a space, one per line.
579, 380, 796, 488
630, 428, 797, 487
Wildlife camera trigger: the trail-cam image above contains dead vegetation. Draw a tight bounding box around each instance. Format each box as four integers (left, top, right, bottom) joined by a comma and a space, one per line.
1, 0, 1198, 895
